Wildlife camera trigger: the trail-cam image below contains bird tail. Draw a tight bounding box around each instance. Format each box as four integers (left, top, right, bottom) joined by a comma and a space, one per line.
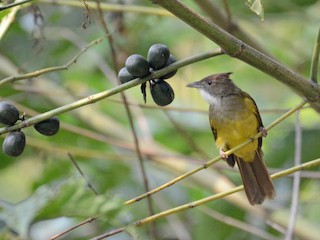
236, 149, 275, 205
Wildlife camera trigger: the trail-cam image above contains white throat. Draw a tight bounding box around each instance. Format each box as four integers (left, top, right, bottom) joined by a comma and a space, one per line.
199, 89, 221, 106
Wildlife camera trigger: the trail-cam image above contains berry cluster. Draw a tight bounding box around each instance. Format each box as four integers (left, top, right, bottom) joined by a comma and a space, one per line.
118, 44, 177, 106
0, 102, 60, 157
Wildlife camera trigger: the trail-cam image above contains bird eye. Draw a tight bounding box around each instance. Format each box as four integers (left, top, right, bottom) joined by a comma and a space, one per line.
207, 80, 212, 85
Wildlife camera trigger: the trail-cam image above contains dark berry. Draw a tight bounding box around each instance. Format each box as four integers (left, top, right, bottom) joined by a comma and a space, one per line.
0, 102, 19, 126
125, 54, 150, 78
147, 44, 170, 70
34, 116, 60, 136
150, 80, 175, 106
3, 131, 26, 157
162, 54, 178, 79
118, 67, 135, 84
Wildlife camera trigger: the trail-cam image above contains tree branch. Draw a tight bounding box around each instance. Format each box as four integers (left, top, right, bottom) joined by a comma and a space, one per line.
91, 157, 320, 239
194, 0, 267, 53
0, 49, 223, 135
39, 0, 171, 16
150, 0, 320, 112
310, 27, 320, 83
124, 99, 308, 205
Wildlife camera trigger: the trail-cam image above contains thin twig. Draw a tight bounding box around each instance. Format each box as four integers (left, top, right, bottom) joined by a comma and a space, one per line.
94, 1, 157, 238
285, 111, 302, 240
135, 157, 320, 226
90, 227, 125, 240
0, 35, 108, 86
67, 153, 99, 196
199, 206, 279, 240
124, 99, 309, 205
91, 157, 320, 239
222, 0, 232, 29
193, 0, 267, 53
50, 217, 97, 240
0, 1, 20, 40
0, 49, 223, 135
0, 0, 33, 11
107, 98, 306, 114
163, 110, 209, 159
310, 27, 320, 83
39, 0, 172, 16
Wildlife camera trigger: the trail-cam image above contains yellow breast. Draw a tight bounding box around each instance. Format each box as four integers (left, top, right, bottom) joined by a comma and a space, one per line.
210, 95, 260, 162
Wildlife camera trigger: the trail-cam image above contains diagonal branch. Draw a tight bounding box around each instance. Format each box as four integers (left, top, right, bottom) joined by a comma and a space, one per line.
91, 157, 320, 239
0, 35, 108, 86
124, 99, 308, 205
0, 49, 223, 135
39, 0, 171, 16
194, 0, 267, 53
150, 0, 320, 112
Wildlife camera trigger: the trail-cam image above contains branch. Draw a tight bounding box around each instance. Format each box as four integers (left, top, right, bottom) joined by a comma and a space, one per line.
91, 157, 320, 239
39, 0, 171, 16
194, 0, 267, 53
0, 49, 223, 135
0, 0, 33, 11
150, 0, 320, 112
0, 35, 108, 86
124, 99, 309, 205
50, 217, 97, 240
310, 27, 320, 83
94, 0, 157, 239
135, 157, 320, 226
285, 111, 302, 240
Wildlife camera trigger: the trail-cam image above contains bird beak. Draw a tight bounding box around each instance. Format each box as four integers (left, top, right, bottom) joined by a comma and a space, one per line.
186, 80, 202, 88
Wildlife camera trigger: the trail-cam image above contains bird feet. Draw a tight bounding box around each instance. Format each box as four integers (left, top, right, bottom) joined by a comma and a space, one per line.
259, 127, 268, 137
219, 149, 228, 159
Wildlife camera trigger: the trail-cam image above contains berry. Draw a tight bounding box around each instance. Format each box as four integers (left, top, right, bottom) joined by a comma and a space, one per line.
125, 54, 150, 78
162, 54, 178, 79
118, 67, 135, 84
3, 131, 26, 157
150, 80, 175, 106
34, 116, 60, 136
0, 102, 19, 126
147, 44, 170, 70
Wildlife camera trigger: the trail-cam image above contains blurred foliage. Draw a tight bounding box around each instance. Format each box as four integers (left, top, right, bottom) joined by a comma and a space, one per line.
0, 0, 320, 239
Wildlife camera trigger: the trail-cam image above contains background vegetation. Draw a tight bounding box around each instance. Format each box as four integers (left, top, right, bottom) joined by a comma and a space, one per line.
0, 0, 319, 239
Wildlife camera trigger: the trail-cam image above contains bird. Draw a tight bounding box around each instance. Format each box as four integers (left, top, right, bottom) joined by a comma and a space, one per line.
186, 72, 275, 205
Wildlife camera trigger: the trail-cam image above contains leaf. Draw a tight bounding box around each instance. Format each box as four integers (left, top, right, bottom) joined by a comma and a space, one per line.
0, 184, 59, 238
34, 179, 123, 220
0, 179, 123, 238
246, 0, 264, 20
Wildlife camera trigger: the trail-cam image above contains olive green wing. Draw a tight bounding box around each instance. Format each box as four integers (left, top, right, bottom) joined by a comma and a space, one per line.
242, 91, 264, 148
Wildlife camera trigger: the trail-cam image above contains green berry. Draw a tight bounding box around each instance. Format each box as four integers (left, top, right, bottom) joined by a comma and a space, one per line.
150, 80, 175, 106
118, 67, 135, 84
3, 131, 26, 157
0, 102, 19, 126
147, 44, 170, 70
34, 116, 60, 136
125, 54, 150, 78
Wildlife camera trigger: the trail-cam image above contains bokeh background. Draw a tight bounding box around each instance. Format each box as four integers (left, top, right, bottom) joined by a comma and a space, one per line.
0, 0, 320, 239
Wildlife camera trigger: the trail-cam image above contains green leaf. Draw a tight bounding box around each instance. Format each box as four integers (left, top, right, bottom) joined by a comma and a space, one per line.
0, 179, 123, 239
0, 185, 58, 238
246, 0, 264, 20
35, 179, 123, 220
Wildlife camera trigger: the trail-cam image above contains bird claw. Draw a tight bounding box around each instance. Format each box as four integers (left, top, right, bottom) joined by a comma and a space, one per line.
259, 127, 268, 137
219, 149, 228, 159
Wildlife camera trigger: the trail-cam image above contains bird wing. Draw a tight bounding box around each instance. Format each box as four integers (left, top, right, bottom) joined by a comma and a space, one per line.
242, 91, 264, 148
